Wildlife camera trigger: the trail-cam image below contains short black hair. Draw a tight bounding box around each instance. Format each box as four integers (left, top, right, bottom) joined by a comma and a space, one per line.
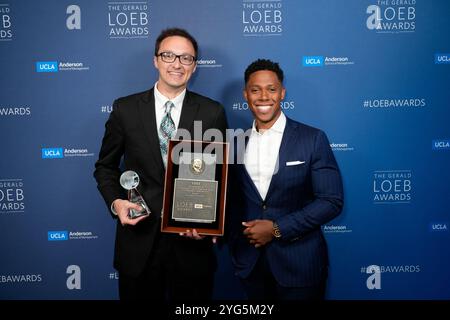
244, 59, 284, 85
154, 27, 198, 58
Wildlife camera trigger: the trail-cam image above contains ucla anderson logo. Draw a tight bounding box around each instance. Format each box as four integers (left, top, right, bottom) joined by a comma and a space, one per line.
302, 56, 323, 67
429, 222, 448, 232
36, 61, 58, 72
42, 148, 64, 159
432, 140, 450, 150
303, 55, 354, 67
435, 54, 450, 64
48, 231, 68, 241
48, 230, 98, 241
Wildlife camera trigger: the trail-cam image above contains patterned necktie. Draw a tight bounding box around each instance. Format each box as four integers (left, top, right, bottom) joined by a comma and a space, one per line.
159, 101, 175, 167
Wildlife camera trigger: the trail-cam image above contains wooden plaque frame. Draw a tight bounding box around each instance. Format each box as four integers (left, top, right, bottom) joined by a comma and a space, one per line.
161, 139, 229, 236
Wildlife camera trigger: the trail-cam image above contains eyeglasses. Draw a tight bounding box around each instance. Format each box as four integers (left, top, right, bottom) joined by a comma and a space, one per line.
157, 52, 196, 65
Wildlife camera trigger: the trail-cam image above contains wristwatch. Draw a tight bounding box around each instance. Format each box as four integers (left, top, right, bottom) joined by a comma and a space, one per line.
272, 222, 282, 238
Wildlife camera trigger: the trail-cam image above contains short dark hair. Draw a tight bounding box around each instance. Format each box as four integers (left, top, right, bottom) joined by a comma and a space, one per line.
154, 27, 198, 58
244, 59, 284, 85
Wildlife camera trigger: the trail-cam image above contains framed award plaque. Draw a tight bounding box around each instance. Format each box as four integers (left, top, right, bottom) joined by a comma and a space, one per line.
161, 139, 229, 236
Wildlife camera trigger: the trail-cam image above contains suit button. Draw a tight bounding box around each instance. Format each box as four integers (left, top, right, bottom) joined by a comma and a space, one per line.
262, 204, 267, 210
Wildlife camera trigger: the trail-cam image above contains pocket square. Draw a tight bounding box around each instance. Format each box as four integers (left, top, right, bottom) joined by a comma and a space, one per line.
286, 160, 305, 166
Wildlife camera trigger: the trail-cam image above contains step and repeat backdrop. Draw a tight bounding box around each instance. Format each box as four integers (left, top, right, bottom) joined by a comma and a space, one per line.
1, 0, 449, 299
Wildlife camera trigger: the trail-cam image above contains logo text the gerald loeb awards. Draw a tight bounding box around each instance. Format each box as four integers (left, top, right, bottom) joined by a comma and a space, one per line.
0, 3, 12, 40
242, 0, 283, 36
366, 1, 416, 33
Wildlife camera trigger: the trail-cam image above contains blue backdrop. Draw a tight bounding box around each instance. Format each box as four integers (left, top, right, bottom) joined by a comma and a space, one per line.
1, 0, 449, 300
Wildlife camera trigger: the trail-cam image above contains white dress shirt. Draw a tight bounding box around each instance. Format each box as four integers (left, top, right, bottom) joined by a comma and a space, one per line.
244, 112, 286, 200
154, 81, 185, 130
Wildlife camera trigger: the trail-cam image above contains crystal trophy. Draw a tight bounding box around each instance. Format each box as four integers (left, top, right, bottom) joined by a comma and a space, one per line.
119, 170, 151, 219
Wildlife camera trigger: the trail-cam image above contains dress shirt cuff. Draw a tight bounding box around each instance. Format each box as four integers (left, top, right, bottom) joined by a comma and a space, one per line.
110, 199, 119, 216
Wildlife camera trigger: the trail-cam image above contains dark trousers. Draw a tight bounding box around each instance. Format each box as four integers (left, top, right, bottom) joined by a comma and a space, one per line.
241, 251, 326, 300
118, 234, 215, 301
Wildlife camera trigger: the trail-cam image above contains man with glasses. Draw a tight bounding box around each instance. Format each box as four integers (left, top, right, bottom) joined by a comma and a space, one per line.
94, 28, 227, 301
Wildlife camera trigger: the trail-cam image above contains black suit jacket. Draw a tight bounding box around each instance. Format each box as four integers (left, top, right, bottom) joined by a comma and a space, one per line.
94, 88, 227, 277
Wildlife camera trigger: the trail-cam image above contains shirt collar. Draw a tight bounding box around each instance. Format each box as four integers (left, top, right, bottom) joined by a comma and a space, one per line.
154, 81, 186, 110
251, 111, 286, 135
